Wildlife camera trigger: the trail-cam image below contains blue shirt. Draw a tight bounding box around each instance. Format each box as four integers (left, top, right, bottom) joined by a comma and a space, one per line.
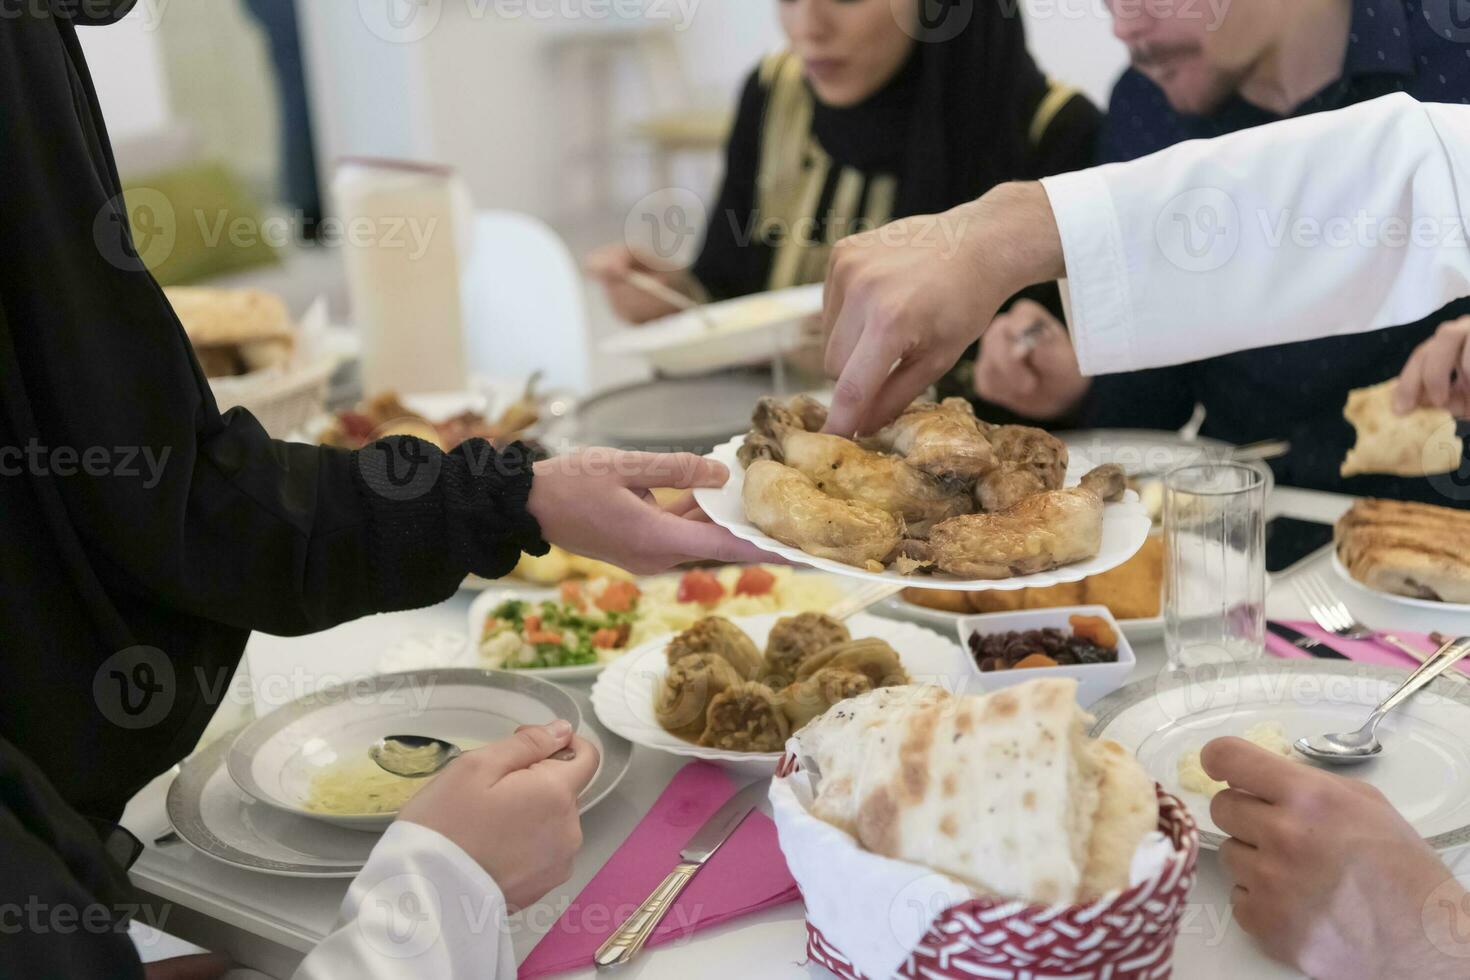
1089, 0, 1470, 500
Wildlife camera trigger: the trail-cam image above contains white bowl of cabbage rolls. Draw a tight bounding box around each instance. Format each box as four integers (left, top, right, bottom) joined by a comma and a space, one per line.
590, 611, 974, 775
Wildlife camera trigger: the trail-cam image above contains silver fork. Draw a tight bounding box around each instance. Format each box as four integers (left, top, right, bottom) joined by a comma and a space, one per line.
1293, 573, 1434, 665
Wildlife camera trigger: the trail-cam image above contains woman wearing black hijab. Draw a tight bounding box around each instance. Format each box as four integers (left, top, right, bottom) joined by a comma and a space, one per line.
589, 0, 1101, 321
0, 4, 772, 974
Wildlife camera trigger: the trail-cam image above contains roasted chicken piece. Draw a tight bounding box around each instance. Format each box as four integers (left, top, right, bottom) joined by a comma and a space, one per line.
740, 398, 971, 535
919, 465, 1126, 579
975, 425, 1069, 511
742, 460, 901, 568
862, 398, 996, 486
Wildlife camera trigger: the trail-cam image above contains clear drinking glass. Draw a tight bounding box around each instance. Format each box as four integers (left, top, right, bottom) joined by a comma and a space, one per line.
1164, 463, 1267, 671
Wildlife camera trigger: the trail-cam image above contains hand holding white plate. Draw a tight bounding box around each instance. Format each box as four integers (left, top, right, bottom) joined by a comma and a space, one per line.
693, 435, 1152, 591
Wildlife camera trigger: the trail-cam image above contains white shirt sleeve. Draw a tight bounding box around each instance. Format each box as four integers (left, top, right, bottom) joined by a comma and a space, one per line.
1041, 93, 1470, 377
291, 821, 518, 980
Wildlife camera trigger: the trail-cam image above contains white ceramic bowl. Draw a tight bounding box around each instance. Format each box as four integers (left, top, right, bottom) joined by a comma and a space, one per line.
954, 606, 1136, 708
590, 613, 973, 777
227, 669, 583, 831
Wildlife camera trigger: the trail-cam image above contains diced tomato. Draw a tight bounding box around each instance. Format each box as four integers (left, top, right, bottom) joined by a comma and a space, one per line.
734, 566, 776, 597
677, 569, 725, 605
526, 630, 564, 645
591, 628, 625, 649
559, 581, 584, 606
595, 580, 642, 613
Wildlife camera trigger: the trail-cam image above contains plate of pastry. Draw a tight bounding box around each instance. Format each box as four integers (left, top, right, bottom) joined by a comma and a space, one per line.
693, 396, 1152, 591
1332, 498, 1470, 611
589, 612, 973, 774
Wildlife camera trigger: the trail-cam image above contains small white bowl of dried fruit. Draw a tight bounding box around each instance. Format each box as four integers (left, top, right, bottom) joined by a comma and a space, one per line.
955, 606, 1136, 708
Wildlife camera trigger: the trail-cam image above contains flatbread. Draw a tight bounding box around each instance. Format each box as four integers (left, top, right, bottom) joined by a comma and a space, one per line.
1081, 739, 1158, 897
796, 680, 1105, 905
1342, 380, 1463, 477
165, 286, 294, 348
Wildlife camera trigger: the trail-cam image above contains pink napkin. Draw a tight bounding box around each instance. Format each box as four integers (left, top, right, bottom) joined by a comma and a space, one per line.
519, 762, 801, 978
1265, 621, 1463, 673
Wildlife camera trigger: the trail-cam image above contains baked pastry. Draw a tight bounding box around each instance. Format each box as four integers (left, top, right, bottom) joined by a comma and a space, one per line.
1336, 498, 1470, 603
165, 286, 294, 378
781, 668, 873, 731
1342, 380, 1464, 477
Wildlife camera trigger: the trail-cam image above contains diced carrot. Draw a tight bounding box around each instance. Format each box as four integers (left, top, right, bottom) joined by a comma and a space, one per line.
592, 628, 623, 649
677, 569, 725, 605
560, 581, 583, 605
527, 630, 563, 645
595, 580, 641, 613
480, 618, 500, 638
524, 614, 542, 634
734, 566, 776, 597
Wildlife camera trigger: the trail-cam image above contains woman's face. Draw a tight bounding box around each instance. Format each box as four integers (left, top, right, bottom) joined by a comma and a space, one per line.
778, 0, 918, 107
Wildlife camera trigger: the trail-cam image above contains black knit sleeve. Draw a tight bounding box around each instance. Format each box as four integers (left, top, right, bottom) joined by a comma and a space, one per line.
690, 66, 772, 301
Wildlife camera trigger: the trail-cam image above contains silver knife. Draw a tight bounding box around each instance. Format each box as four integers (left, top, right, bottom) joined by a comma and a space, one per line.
594, 780, 767, 969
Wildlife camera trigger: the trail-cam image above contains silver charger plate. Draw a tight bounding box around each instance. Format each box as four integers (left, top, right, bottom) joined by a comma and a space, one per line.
167, 684, 632, 877
1088, 660, 1470, 852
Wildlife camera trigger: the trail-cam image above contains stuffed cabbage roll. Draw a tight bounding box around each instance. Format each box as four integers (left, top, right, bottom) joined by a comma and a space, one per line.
795, 638, 908, 688
699, 681, 790, 752
781, 667, 874, 731
656, 654, 743, 741
666, 617, 763, 680
761, 612, 851, 689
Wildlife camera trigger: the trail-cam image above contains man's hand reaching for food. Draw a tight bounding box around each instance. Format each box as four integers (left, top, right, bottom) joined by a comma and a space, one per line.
822, 182, 1066, 436
528, 449, 781, 575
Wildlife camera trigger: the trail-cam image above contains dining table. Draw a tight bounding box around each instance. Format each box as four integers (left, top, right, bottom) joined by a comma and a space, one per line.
118, 485, 1470, 979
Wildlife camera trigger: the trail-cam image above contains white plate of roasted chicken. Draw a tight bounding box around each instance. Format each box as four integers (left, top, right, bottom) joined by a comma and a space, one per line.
694, 396, 1152, 591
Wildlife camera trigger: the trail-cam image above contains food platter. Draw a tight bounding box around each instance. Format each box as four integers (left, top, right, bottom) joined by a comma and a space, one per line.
589, 613, 972, 775
1088, 660, 1470, 851
694, 435, 1152, 591
598, 284, 822, 376
167, 684, 630, 876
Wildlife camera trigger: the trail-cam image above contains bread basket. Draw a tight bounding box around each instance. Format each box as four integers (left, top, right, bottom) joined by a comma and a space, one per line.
205, 297, 345, 438
771, 752, 1200, 980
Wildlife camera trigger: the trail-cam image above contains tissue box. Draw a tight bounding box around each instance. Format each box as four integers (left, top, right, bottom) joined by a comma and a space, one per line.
771, 754, 1199, 980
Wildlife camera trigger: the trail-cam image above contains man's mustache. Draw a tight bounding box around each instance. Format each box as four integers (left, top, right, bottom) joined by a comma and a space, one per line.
1130, 42, 1203, 69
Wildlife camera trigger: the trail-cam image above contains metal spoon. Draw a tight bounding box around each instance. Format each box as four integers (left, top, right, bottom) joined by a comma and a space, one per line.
370, 733, 577, 778
1295, 636, 1470, 765
370, 735, 462, 778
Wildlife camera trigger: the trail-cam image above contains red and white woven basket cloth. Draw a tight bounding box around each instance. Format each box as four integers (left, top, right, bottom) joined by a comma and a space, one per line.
776, 755, 1201, 980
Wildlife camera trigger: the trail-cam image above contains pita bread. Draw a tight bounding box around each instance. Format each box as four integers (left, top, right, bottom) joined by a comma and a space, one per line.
796, 680, 1154, 906
1081, 739, 1159, 897
1341, 380, 1463, 477
165, 287, 294, 348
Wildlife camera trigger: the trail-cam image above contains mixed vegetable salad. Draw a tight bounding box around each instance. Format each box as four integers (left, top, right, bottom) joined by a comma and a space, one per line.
478, 568, 780, 670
